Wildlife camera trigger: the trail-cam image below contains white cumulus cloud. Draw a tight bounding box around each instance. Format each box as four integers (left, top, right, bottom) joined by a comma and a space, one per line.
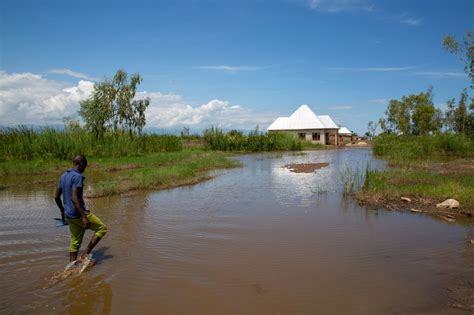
0, 71, 276, 130
138, 91, 275, 129
0, 71, 94, 125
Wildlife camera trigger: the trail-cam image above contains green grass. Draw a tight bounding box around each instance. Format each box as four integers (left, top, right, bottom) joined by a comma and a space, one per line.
0, 149, 240, 196
360, 134, 474, 213
372, 133, 474, 163
91, 150, 239, 196
361, 168, 474, 212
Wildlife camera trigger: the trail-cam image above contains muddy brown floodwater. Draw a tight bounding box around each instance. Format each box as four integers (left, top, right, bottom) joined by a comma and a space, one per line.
1, 148, 473, 314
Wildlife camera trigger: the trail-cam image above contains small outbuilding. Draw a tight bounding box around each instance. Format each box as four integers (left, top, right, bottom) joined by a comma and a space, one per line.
267, 105, 340, 145
338, 127, 353, 144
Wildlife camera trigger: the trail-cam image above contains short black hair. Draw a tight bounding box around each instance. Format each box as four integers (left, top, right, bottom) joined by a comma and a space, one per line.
73, 155, 88, 166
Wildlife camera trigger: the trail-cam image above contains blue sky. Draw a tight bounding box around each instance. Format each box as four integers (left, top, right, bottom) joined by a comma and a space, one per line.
0, 0, 472, 134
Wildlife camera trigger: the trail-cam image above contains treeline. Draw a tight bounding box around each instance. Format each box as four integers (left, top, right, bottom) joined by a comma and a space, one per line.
0, 126, 182, 160
202, 126, 304, 151
368, 88, 474, 137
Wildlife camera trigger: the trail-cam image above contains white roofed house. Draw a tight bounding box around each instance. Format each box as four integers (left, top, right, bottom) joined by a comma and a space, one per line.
267, 105, 340, 146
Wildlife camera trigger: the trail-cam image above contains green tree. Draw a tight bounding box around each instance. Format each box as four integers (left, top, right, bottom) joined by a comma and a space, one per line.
467, 98, 474, 135
378, 118, 388, 134
381, 88, 442, 135
444, 98, 456, 132
384, 98, 412, 135
443, 31, 474, 87
454, 89, 469, 134
79, 69, 150, 138
410, 89, 442, 135
366, 121, 378, 140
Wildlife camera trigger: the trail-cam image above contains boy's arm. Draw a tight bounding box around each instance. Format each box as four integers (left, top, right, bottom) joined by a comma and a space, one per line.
54, 187, 65, 221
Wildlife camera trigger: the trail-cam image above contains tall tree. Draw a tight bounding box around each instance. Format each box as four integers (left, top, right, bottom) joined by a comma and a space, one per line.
454, 89, 469, 134
443, 31, 474, 88
366, 121, 378, 140
467, 98, 474, 136
79, 70, 150, 138
383, 96, 412, 135
444, 98, 456, 133
410, 88, 441, 135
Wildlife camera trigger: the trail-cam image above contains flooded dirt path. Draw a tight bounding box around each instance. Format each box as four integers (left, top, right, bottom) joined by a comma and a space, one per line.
1, 148, 473, 314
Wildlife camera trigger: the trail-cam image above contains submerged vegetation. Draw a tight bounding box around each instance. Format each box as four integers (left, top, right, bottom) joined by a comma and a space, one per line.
340, 165, 370, 195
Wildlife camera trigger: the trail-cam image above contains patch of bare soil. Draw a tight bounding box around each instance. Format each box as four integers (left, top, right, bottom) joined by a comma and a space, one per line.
354, 192, 473, 222
285, 163, 329, 173
346, 141, 370, 147
105, 164, 143, 172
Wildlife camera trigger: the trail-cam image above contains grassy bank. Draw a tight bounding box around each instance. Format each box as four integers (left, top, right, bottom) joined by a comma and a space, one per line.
0, 149, 240, 196
357, 134, 474, 215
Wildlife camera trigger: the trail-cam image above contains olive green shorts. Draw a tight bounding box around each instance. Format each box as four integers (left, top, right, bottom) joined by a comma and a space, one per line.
66, 213, 107, 253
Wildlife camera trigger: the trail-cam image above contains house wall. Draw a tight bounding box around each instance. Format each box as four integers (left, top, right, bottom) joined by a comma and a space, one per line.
270, 129, 339, 145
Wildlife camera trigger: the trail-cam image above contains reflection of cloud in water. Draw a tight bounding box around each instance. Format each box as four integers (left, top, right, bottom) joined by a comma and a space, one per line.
269, 152, 337, 207
269, 149, 384, 207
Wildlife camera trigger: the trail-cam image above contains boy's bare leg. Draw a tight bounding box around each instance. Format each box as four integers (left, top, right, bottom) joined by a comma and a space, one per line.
85, 235, 102, 255
70, 252, 78, 262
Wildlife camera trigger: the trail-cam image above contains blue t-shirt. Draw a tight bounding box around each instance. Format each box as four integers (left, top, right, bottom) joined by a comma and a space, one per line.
58, 169, 88, 219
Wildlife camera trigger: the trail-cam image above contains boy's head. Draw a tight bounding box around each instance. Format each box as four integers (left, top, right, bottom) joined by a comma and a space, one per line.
73, 155, 88, 173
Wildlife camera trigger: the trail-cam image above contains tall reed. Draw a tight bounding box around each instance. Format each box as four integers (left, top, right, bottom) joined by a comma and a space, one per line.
0, 126, 182, 161
372, 134, 474, 162
202, 127, 303, 151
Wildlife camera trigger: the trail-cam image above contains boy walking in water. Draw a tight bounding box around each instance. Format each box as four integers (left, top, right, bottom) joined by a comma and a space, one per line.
54, 155, 107, 262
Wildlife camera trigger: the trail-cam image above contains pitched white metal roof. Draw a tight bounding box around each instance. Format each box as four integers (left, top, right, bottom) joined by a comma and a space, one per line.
267, 105, 339, 131
267, 117, 291, 130
339, 127, 352, 135
317, 115, 339, 129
